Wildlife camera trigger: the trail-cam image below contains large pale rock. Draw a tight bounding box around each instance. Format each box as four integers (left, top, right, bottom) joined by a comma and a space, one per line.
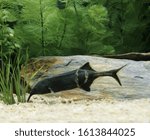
23, 55, 150, 100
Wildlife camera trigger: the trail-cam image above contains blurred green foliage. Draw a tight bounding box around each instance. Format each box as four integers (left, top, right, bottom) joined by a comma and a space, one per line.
105, 0, 150, 53
0, 0, 150, 56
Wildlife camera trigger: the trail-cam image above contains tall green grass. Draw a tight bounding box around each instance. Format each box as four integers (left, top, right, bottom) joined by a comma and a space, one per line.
0, 51, 29, 105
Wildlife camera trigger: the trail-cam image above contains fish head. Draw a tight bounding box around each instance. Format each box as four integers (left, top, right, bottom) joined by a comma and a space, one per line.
27, 78, 51, 102
31, 79, 51, 94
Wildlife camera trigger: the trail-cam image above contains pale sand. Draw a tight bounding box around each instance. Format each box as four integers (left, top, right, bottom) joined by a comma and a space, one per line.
0, 93, 150, 123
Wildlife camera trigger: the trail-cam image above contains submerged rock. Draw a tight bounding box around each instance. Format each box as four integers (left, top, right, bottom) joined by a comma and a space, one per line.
22, 56, 150, 100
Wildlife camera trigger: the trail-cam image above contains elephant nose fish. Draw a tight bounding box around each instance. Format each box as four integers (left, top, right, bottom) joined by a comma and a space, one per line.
27, 62, 126, 102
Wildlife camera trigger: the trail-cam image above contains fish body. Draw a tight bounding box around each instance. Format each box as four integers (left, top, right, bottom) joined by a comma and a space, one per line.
27, 62, 126, 102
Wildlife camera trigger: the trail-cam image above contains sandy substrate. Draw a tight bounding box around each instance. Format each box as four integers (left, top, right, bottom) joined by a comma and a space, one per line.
0, 92, 150, 123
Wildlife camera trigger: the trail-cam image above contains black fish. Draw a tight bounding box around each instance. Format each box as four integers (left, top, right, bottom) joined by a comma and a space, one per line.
27, 62, 126, 102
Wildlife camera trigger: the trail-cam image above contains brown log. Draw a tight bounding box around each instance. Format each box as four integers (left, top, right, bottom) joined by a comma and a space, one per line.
103, 52, 150, 61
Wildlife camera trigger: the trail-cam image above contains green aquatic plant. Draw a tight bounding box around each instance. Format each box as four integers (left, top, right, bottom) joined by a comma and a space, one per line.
0, 57, 15, 104
0, 51, 29, 104
0, 2, 29, 104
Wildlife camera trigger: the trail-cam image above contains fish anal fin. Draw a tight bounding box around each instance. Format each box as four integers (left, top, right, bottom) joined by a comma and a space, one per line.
80, 80, 94, 92
80, 62, 95, 71
81, 85, 91, 92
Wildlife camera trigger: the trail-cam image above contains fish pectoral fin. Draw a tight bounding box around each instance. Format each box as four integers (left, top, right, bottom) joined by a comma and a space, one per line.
81, 85, 91, 92
48, 87, 54, 93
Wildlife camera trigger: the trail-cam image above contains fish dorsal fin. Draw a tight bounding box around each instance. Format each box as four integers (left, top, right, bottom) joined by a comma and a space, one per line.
80, 62, 95, 71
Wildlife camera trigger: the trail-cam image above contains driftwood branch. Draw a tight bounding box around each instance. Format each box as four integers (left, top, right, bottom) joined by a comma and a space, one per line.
103, 52, 150, 61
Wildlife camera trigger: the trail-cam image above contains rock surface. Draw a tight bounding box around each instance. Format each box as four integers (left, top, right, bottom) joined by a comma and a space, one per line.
25, 55, 150, 100
0, 55, 150, 123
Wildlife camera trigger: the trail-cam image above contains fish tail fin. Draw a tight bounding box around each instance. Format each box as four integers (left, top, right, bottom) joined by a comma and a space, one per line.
110, 64, 127, 86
